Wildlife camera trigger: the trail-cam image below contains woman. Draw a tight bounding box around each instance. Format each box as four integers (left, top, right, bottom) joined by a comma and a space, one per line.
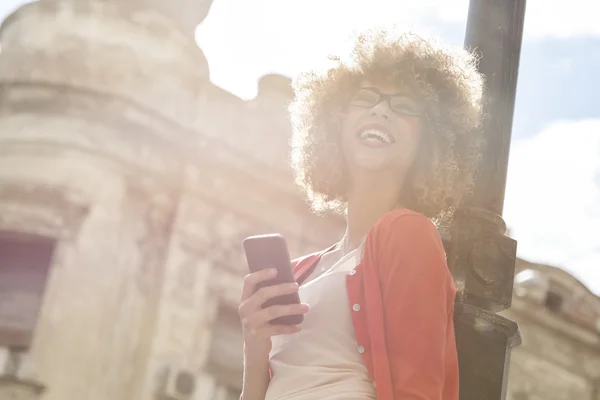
238, 29, 484, 400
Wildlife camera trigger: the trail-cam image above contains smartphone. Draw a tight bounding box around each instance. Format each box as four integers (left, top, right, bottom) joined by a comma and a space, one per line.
243, 234, 303, 325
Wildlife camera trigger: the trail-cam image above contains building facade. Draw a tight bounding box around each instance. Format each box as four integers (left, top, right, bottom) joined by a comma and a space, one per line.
0, 1, 598, 400
0, 1, 343, 399
504, 260, 600, 400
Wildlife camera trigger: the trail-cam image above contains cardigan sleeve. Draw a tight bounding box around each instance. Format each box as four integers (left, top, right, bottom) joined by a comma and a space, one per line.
374, 212, 457, 400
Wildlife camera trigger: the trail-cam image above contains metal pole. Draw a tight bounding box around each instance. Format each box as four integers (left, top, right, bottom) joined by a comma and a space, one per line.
448, 1, 527, 399
464, 0, 527, 216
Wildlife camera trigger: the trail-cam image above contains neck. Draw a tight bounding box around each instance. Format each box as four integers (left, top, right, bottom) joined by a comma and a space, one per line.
341, 172, 403, 250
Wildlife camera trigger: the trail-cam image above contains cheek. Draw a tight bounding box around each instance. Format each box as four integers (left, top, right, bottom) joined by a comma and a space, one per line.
396, 121, 423, 168
340, 109, 363, 136
397, 119, 424, 161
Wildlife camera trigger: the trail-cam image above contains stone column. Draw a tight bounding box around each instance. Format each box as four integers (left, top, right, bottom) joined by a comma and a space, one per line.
447, 1, 527, 399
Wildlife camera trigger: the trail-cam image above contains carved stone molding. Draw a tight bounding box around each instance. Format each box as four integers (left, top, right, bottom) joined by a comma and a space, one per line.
0, 182, 89, 240
118, 178, 180, 305
0, 82, 192, 177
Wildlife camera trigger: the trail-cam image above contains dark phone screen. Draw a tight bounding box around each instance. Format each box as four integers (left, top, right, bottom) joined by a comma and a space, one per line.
243, 234, 303, 325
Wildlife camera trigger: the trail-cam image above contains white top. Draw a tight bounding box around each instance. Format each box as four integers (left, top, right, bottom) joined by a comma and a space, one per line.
264, 248, 378, 400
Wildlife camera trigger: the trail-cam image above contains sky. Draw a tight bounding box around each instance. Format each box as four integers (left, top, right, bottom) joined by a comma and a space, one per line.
2, 0, 599, 294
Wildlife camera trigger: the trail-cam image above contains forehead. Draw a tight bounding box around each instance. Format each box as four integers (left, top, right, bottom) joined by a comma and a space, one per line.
360, 79, 416, 96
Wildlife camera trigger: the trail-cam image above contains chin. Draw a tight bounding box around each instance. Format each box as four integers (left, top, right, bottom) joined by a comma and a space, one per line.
354, 159, 390, 171
350, 149, 398, 171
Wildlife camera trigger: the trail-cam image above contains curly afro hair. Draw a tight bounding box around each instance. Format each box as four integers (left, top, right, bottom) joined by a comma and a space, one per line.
289, 28, 485, 225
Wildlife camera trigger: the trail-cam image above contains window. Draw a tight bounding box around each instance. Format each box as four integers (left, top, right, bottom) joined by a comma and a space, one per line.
544, 290, 563, 313
0, 232, 55, 349
543, 279, 569, 314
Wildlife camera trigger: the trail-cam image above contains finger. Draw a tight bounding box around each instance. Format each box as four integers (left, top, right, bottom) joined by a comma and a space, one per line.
265, 324, 303, 337
244, 323, 302, 342
254, 303, 310, 327
242, 302, 308, 330
240, 268, 277, 301
242, 282, 299, 313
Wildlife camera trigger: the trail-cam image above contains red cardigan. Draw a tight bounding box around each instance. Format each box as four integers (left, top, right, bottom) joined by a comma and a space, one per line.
246, 209, 459, 399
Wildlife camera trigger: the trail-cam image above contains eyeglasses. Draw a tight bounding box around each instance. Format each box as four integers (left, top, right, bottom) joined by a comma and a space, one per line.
349, 87, 423, 117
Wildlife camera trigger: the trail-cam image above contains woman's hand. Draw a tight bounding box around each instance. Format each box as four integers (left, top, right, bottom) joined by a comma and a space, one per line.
239, 268, 308, 400
238, 268, 309, 355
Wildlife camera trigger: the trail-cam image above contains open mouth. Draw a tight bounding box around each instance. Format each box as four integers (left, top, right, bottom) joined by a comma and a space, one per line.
357, 127, 395, 146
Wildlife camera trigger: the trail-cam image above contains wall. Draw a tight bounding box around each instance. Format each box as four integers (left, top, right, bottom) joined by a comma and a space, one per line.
503, 262, 600, 400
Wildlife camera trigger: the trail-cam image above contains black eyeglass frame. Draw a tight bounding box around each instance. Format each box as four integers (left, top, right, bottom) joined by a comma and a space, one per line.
348, 87, 424, 117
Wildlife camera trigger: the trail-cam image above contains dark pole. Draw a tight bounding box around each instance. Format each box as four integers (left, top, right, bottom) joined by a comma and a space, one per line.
465, 0, 527, 216
447, 1, 527, 400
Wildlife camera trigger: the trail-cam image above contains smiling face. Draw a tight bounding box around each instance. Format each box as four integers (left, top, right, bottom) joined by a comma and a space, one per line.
340, 80, 425, 192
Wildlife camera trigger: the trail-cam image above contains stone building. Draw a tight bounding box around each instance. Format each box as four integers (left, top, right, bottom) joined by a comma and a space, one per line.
0, 1, 599, 400
504, 260, 600, 400
0, 1, 343, 399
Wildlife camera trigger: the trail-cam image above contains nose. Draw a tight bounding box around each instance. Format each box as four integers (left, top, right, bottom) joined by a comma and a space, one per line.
370, 100, 392, 120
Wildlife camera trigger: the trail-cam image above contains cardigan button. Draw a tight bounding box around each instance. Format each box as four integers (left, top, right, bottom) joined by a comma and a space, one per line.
349, 269, 357, 276
352, 303, 361, 312
372, 381, 377, 389
357, 345, 365, 354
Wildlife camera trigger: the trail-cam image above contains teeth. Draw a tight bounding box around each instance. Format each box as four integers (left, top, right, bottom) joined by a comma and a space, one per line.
359, 129, 393, 144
